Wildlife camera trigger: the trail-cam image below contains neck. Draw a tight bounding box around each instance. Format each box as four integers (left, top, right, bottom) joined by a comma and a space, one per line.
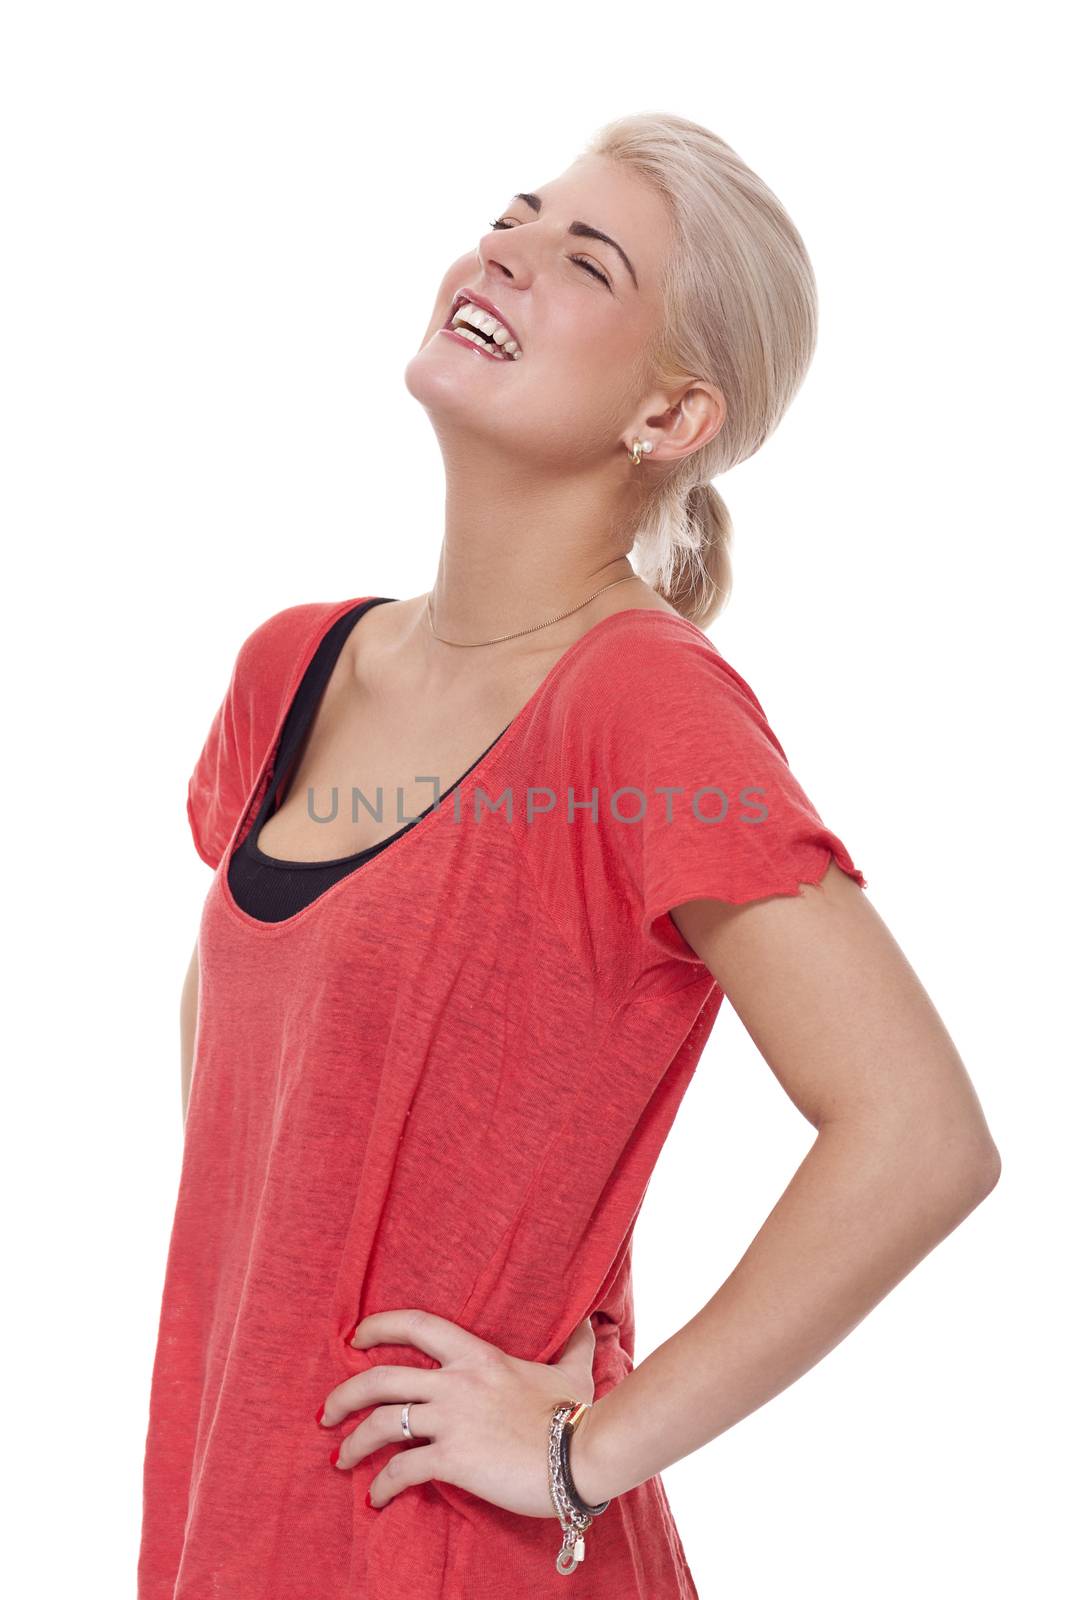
426, 434, 643, 644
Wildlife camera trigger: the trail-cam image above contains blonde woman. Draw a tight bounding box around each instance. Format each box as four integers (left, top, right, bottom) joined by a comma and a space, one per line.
138, 112, 1000, 1598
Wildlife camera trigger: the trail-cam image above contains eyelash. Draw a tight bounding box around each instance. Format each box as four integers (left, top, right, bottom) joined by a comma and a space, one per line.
488, 216, 611, 288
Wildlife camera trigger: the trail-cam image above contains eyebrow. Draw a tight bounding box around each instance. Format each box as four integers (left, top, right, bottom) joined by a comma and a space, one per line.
513, 192, 639, 290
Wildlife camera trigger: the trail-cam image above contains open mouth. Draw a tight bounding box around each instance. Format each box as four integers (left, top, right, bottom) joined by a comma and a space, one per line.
443, 299, 523, 361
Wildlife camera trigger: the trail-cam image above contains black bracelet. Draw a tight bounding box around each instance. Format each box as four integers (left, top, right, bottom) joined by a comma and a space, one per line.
559, 1416, 611, 1518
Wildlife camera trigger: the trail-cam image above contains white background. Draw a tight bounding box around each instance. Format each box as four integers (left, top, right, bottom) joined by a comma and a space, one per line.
3, 3, 1062, 1595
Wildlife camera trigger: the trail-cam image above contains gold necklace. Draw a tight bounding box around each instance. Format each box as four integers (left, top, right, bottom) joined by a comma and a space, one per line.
425, 573, 642, 647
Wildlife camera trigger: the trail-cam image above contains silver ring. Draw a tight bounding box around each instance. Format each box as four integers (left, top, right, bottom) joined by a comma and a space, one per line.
400, 1402, 414, 1441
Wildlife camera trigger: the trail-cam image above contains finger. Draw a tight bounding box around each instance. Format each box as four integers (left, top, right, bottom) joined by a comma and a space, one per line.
323, 1365, 439, 1427
337, 1402, 435, 1470
553, 1317, 598, 1391
554, 1316, 596, 1365
350, 1307, 496, 1367
367, 1440, 443, 1509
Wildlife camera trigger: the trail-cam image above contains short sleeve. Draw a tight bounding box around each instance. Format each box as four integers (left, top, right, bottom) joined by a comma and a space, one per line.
605, 628, 868, 968
186, 629, 266, 870
186, 601, 352, 870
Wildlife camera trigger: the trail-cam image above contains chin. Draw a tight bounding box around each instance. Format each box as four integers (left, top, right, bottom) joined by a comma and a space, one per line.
403, 339, 454, 407
402, 332, 504, 411
402, 357, 484, 438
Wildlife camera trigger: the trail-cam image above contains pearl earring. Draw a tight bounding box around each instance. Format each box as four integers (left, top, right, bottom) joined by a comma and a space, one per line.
628, 439, 654, 466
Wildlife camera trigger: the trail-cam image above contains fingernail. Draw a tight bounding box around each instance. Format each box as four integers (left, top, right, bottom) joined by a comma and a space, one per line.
365, 1490, 376, 1509
329, 1445, 341, 1466
343, 1320, 358, 1345
314, 1402, 326, 1425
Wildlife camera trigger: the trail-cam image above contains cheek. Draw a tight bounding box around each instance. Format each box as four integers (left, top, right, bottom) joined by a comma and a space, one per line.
541, 330, 642, 424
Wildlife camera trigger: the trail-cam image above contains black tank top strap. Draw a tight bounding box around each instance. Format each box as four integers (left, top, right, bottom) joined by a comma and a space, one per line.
251, 597, 392, 849
226, 597, 508, 924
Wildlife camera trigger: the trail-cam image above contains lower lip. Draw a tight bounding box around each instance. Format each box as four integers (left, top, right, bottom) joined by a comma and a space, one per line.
438, 325, 518, 363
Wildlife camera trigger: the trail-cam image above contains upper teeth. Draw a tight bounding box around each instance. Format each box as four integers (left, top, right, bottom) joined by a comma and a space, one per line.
449, 301, 523, 358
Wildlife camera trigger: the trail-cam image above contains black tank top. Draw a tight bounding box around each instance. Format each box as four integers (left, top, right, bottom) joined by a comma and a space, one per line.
226, 597, 509, 923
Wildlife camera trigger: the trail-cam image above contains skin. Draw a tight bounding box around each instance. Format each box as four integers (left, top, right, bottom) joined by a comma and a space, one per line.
184, 153, 1001, 1521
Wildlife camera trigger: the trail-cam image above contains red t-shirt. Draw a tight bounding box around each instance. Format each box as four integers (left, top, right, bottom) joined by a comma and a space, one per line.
138, 599, 867, 1598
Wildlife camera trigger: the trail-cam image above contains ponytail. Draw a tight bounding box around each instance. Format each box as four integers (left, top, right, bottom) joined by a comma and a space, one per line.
631, 477, 734, 630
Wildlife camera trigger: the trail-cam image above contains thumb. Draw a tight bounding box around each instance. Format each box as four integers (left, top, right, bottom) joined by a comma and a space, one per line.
552, 1315, 597, 1378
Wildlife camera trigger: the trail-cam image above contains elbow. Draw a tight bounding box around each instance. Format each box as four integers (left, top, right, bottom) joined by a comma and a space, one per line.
970, 1138, 1002, 1199
886, 1113, 1003, 1225
936, 1128, 1002, 1220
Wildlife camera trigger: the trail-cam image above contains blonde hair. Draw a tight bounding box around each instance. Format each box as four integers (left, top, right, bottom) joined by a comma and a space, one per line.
584, 111, 819, 629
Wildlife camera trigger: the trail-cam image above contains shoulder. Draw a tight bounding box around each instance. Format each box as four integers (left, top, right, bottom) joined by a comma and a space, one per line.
211, 594, 380, 763
229, 599, 360, 695
186, 597, 374, 870
570, 609, 782, 756
222, 595, 389, 720
575, 609, 762, 697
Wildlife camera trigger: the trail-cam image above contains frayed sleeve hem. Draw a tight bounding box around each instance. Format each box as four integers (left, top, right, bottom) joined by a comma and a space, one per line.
642, 842, 868, 965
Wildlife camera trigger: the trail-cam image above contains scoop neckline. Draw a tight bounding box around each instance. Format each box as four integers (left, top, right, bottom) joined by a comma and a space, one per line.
240, 599, 512, 875
216, 597, 697, 936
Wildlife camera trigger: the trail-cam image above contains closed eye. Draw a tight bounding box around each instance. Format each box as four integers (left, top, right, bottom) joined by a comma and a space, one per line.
488, 216, 612, 288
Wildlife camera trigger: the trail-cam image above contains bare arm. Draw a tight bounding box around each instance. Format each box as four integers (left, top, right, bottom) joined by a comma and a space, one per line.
570, 862, 1001, 1504
180, 939, 200, 1129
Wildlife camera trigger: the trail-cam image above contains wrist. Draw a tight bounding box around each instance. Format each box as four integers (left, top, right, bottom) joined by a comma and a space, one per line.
566, 1401, 615, 1507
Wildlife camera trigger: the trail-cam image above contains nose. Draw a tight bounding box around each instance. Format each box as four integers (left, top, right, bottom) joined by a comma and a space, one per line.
477, 229, 534, 292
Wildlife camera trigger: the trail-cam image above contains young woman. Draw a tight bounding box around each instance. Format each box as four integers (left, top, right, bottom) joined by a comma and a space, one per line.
138, 112, 1001, 1598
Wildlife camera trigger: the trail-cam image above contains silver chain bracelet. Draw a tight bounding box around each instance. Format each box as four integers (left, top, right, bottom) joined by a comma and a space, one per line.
547, 1399, 604, 1575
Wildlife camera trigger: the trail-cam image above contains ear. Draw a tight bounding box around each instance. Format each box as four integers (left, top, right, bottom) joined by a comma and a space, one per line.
624, 377, 726, 465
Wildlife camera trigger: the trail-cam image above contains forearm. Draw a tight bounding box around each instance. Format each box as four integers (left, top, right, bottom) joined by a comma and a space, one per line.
569, 1118, 999, 1505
